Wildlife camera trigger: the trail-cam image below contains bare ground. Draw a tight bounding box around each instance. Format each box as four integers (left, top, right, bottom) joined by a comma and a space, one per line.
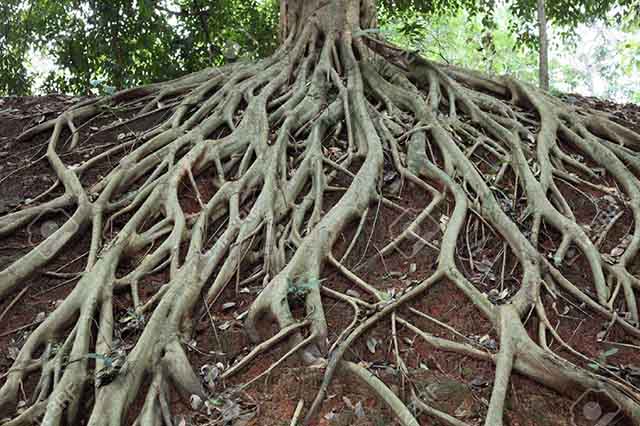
1, 92, 638, 425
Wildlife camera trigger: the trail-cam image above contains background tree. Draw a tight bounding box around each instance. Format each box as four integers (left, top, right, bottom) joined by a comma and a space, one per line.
1, 0, 638, 97
1, 0, 280, 95
537, 0, 549, 90
0, 1, 33, 95
380, 1, 640, 101
1, 0, 640, 425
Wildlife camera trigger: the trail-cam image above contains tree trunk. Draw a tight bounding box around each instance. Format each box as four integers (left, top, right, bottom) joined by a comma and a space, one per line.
538, 0, 550, 90
279, 0, 377, 39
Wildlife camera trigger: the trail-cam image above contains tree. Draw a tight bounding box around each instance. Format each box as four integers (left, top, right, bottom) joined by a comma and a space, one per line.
1, 0, 640, 425
0, 1, 34, 95
3, 0, 637, 96
0, 0, 280, 95
537, 0, 549, 90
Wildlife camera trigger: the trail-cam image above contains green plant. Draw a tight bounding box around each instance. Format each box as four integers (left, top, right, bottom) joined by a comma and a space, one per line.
589, 348, 619, 370
287, 277, 320, 303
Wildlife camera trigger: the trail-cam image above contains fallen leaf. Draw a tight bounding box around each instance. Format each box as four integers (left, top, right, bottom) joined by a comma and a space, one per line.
383, 170, 398, 183
611, 247, 625, 257
324, 410, 337, 420
222, 302, 237, 310
439, 215, 450, 233
366, 337, 379, 354
190, 394, 203, 410
470, 376, 489, 388
346, 289, 361, 298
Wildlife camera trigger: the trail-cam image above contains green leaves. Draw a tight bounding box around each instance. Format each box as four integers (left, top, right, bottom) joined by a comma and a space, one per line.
588, 347, 619, 370
380, 5, 538, 81
2, 0, 637, 97
1, 0, 279, 95
90, 78, 116, 95
287, 277, 321, 303
509, 0, 639, 44
0, 0, 34, 95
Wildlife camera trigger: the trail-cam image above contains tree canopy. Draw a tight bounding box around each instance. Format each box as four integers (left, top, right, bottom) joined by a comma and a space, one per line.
1, 0, 279, 95
0, 0, 638, 96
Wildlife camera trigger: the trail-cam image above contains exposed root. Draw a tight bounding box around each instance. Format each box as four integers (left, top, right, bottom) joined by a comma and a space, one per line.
1, 3, 640, 425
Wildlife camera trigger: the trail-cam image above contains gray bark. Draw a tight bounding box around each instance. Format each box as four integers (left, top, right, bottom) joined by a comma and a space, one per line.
538, 0, 550, 90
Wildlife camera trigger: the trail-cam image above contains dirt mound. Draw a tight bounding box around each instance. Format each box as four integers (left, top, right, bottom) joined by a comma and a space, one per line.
1, 83, 638, 426
560, 93, 640, 134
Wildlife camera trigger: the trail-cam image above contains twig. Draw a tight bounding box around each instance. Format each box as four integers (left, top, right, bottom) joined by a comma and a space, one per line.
289, 399, 304, 426
241, 333, 316, 389
408, 307, 473, 344
203, 294, 222, 350
354, 196, 381, 269
0, 319, 41, 338
34, 275, 81, 297
602, 340, 640, 350
0, 287, 29, 324
221, 320, 310, 379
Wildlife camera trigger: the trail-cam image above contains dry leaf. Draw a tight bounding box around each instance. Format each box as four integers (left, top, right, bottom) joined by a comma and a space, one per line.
366, 337, 379, 354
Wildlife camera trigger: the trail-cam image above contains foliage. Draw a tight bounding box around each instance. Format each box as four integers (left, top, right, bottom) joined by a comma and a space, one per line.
380, 0, 640, 42
619, 10, 640, 94
1, 0, 279, 95
287, 277, 320, 304
588, 347, 618, 370
379, 6, 539, 82
508, 0, 640, 43
379, 0, 495, 20
0, 1, 33, 95
0, 0, 638, 97
552, 24, 640, 102
379, 4, 640, 102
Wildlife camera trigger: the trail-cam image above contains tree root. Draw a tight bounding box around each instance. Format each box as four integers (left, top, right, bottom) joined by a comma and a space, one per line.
1, 9, 640, 426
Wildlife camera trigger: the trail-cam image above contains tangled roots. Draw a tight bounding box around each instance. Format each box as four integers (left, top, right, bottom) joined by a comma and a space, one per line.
1, 22, 640, 426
